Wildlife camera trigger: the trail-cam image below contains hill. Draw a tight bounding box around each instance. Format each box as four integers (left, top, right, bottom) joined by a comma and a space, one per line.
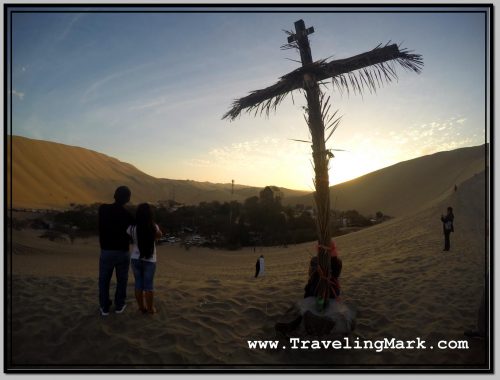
288, 145, 486, 217
7, 136, 485, 214
7, 135, 308, 209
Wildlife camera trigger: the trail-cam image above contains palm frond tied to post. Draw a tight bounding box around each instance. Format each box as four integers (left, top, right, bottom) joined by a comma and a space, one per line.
223, 19, 423, 306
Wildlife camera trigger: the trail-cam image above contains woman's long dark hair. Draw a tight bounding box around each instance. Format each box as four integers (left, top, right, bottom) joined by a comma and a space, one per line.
136, 203, 156, 259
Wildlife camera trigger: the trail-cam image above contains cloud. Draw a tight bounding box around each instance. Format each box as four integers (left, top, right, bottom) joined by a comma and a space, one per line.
186, 137, 308, 172
324, 113, 479, 183
384, 115, 479, 159
11, 90, 25, 100
128, 98, 167, 111
58, 14, 83, 42
80, 63, 152, 104
179, 136, 315, 189
185, 158, 212, 168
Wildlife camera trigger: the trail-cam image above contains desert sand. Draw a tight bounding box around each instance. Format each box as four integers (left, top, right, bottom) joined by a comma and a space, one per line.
7, 169, 488, 369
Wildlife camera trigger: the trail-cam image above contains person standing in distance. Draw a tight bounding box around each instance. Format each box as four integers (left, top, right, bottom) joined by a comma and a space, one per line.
440, 206, 454, 251
98, 186, 134, 316
255, 254, 265, 277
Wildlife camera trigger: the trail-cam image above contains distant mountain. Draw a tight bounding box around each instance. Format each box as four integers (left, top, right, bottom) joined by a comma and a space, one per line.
7, 135, 309, 210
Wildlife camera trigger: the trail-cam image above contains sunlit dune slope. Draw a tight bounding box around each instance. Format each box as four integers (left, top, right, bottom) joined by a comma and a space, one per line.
289, 145, 486, 217
7, 135, 308, 209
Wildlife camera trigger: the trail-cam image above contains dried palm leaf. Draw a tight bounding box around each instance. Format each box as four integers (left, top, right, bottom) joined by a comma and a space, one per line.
223, 43, 423, 121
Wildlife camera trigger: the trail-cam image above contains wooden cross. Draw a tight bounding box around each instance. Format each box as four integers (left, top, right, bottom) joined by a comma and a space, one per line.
287, 20, 314, 65
223, 19, 423, 300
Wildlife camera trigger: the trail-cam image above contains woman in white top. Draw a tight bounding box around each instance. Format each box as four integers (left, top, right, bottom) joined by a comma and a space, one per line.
127, 203, 162, 314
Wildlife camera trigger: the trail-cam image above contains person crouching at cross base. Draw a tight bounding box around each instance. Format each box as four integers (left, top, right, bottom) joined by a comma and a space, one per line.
441, 206, 454, 251
127, 203, 163, 314
304, 241, 342, 309
275, 241, 343, 335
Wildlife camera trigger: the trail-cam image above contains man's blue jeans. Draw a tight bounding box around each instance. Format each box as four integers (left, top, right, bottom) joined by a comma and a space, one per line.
99, 250, 130, 312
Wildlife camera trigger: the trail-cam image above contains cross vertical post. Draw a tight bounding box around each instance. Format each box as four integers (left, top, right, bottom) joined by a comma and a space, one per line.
292, 20, 332, 279
292, 20, 314, 66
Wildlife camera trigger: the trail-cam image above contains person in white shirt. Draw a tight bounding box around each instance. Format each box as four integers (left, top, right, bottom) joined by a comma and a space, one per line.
127, 203, 162, 314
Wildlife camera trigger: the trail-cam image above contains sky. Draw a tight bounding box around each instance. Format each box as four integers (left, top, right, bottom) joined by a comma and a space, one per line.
8, 6, 489, 191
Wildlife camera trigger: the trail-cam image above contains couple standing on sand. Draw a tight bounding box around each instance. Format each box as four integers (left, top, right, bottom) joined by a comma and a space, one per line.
98, 186, 162, 316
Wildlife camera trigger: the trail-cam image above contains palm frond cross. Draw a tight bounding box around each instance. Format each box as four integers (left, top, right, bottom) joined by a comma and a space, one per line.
223, 20, 423, 298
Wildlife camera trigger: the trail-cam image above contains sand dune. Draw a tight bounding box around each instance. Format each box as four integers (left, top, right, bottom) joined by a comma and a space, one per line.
8, 167, 488, 368
8, 136, 485, 218
7, 135, 308, 210
290, 145, 486, 217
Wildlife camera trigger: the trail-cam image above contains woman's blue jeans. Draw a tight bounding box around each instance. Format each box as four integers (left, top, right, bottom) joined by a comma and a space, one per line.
131, 258, 156, 291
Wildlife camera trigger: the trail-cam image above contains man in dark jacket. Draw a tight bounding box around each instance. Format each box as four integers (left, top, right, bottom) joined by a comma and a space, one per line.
98, 186, 134, 316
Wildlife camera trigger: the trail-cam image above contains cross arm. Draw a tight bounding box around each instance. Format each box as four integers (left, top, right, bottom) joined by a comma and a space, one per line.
222, 67, 305, 121
323, 44, 422, 79
223, 43, 423, 121
320, 44, 423, 94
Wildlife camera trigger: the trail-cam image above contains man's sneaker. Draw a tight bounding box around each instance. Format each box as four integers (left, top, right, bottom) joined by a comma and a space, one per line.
115, 304, 127, 314
100, 307, 110, 316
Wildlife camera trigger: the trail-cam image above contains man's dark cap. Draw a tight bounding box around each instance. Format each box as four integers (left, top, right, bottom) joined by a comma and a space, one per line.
114, 186, 131, 205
